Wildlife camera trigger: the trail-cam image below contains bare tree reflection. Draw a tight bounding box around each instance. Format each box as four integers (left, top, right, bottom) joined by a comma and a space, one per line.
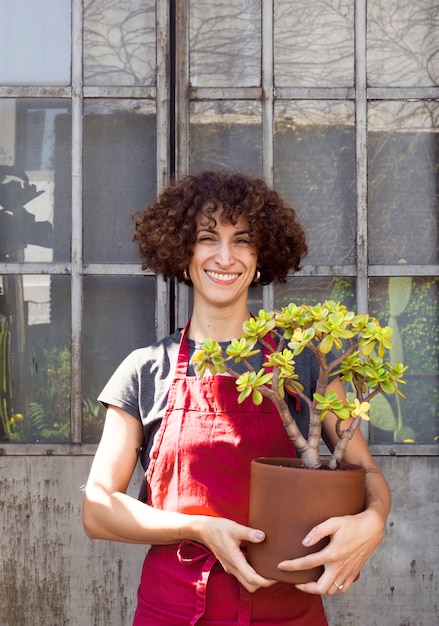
368, 101, 439, 264
274, 0, 354, 87
190, 0, 261, 87
83, 0, 156, 86
368, 0, 439, 86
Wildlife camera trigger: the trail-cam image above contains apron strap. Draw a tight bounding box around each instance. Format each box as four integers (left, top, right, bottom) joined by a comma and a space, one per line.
177, 540, 220, 626
237, 586, 251, 625
175, 321, 192, 378
177, 540, 252, 626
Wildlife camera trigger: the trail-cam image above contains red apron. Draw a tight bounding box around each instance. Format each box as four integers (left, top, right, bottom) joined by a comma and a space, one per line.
133, 324, 327, 625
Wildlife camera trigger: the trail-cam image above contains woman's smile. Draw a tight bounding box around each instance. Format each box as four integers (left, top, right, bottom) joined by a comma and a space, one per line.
205, 270, 241, 283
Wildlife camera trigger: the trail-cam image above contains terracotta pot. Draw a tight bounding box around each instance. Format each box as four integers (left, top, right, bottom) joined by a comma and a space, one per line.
247, 457, 366, 584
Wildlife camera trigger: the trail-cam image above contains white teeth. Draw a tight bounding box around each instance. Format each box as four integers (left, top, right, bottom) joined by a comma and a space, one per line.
206, 270, 239, 281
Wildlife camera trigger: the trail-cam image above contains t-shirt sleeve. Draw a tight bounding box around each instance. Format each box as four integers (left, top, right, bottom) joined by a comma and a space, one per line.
97, 331, 180, 427
98, 350, 143, 421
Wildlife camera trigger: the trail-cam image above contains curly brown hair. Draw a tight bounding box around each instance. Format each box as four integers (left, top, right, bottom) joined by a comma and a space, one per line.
133, 171, 307, 285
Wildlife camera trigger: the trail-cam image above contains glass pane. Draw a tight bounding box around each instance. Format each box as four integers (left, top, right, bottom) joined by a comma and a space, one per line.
190, 0, 261, 87
190, 101, 262, 174
274, 0, 354, 87
368, 101, 439, 265
274, 101, 356, 265
0, 99, 72, 263
368, 0, 439, 87
274, 276, 356, 311
0, 0, 71, 85
369, 277, 439, 444
84, 0, 156, 87
83, 100, 157, 264
0, 275, 71, 443
82, 275, 157, 442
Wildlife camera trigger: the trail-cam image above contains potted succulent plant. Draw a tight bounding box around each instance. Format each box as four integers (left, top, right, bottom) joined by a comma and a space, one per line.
192, 300, 407, 583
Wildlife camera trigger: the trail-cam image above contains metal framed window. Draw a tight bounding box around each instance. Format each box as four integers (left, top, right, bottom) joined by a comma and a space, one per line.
0, 0, 170, 453
0, 0, 438, 457
176, 0, 439, 457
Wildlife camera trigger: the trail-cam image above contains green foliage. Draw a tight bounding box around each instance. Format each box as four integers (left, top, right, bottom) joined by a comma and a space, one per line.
191, 338, 227, 377
0, 315, 14, 440
314, 390, 352, 421
27, 346, 71, 442
195, 300, 408, 468
82, 398, 105, 443
236, 370, 273, 405
28, 401, 70, 442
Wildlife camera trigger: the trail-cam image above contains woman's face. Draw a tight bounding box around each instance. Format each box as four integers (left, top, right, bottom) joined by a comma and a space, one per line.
188, 211, 258, 310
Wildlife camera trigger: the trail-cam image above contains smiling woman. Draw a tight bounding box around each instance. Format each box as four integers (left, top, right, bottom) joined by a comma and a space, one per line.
82, 169, 392, 625
187, 215, 258, 319
132, 170, 307, 287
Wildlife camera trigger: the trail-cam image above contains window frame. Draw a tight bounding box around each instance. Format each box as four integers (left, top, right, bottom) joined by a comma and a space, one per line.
0, 0, 438, 457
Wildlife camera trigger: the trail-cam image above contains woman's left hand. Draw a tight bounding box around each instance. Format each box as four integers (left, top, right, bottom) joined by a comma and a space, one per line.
277, 507, 386, 595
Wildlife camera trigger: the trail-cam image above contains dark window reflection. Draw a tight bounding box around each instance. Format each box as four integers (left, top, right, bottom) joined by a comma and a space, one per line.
0, 100, 72, 264
83, 101, 156, 264
82, 275, 157, 442
0, 275, 71, 443
0, 166, 52, 261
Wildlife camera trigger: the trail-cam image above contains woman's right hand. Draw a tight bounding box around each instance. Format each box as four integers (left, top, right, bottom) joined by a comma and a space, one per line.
192, 515, 277, 593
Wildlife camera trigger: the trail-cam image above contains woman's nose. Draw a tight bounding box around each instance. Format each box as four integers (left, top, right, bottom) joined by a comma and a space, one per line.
215, 241, 234, 266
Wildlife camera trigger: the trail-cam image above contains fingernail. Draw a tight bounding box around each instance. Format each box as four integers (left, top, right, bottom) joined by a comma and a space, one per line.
302, 536, 311, 546
255, 531, 265, 540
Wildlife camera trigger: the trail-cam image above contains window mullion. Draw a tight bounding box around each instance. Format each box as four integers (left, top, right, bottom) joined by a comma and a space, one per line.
355, 0, 368, 316
262, 0, 274, 310
70, 0, 84, 443
355, 0, 369, 443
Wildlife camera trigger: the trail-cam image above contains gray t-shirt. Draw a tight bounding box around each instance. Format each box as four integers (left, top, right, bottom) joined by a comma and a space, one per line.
98, 329, 333, 469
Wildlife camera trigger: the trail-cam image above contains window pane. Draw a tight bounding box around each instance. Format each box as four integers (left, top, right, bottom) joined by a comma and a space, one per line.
83, 100, 157, 264
0, 99, 72, 264
0, 0, 71, 85
274, 101, 356, 265
369, 277, 439, 444
368, 0, 439, 87
274, 276, 356, 311
274, 0, 354, 87
84, 0, 156, 87
82, 276, 157, 442
368, 101, 439, 265
190, 101, 262, 174
0, 275, 71, 443
190, 0, 261, 87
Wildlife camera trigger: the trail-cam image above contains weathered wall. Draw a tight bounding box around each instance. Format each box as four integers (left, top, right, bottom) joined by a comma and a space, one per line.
0, 455, 437, 626
0, 455, 145, 626
323, 456, 438, 626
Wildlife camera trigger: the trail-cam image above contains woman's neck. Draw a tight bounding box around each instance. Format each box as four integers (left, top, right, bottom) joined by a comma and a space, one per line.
187, 304, 251, 343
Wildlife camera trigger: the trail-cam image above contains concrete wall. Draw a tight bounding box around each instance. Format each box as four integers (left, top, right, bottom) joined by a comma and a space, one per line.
0, 454, 437, 626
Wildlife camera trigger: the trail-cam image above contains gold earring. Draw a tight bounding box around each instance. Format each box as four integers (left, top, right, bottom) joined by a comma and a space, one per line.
183, 269, 190, 280
254, 270, 261, 283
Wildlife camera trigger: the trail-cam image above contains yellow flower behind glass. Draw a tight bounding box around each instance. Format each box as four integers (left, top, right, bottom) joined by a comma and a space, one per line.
10, 413, 24, 424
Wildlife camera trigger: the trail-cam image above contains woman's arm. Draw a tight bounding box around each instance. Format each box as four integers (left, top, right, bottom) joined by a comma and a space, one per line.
277, 378, 391, 595
82, 405, 275, 592
82, 405, 195, 544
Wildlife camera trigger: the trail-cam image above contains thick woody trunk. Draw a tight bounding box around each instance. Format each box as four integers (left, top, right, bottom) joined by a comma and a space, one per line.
265, 389, 321, 469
